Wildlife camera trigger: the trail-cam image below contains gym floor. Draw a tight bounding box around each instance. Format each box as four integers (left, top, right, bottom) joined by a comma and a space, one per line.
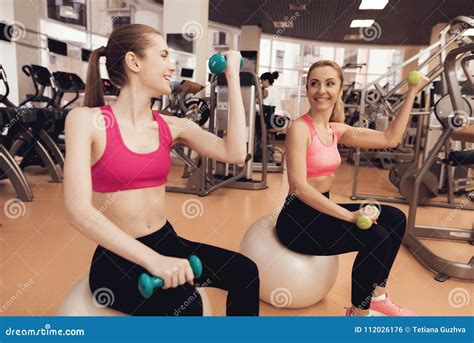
1, 160, 472, 316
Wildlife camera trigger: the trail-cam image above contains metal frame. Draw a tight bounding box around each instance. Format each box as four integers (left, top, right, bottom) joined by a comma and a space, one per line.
403, 43, 474, 282
166, 71, 268, 196
350, 16, 474, 209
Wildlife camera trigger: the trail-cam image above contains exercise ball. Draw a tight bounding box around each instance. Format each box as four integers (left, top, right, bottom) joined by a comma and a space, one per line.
240, 215, 339, 309
57, 274, 212, 316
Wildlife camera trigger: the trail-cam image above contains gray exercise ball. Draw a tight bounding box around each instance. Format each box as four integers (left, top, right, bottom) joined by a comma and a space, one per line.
240, 215, 339, 309
57, 274, 213, 316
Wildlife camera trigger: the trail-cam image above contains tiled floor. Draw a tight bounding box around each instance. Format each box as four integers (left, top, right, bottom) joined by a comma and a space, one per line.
1, 161, 472, 316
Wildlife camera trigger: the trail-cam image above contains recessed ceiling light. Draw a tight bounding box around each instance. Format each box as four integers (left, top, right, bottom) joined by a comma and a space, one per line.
344, 34, 362, 40
350, 19, 375, 28
273, 21, 294, 28
359, 0, 389, 10
289, 3, 306, 10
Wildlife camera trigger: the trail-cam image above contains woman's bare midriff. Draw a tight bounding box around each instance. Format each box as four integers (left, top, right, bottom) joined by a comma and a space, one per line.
92, 185, 167, 238
288, 174, 335, 195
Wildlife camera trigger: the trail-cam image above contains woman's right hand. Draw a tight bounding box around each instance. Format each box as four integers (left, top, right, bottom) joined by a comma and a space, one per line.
350, 206, 380, 224
144, 254, 195, 289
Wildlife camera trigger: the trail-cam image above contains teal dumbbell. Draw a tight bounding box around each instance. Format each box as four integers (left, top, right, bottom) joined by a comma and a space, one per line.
208, 52, 244, 74
356, 205, 379, 230
138, 255, 203, 299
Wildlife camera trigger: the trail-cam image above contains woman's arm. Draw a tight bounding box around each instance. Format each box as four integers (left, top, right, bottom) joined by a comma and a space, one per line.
64, 108, 160, 266
337, 75, 430, 149
172, 51, 246, 164
286, 120, 356, 223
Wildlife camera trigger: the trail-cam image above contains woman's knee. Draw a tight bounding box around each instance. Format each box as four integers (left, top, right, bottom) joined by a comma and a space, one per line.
380, 205, 407, 237
362, 225, 392, 251
229, 253, 260, 289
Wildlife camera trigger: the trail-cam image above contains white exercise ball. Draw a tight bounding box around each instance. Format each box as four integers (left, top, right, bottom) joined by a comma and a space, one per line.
57, 274, 212, 316
240, 215, 339, 309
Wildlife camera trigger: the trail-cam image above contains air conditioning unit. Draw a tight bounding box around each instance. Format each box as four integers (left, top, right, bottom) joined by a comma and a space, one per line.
59, 5, 80, 20
213, 31, 229, 48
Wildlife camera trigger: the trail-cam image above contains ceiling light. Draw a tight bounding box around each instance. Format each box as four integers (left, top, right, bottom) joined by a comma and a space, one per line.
344, 34, 362, 40
350, 19, 375, 28
359, 0, 388, 10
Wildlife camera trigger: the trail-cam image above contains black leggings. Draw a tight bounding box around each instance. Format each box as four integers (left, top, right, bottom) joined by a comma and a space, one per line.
89, 221, 260, 316
276, 192, 406, 310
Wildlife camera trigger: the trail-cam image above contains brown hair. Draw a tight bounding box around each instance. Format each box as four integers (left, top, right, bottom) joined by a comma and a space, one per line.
84, 24, 162, 107
306, 60, 344, 122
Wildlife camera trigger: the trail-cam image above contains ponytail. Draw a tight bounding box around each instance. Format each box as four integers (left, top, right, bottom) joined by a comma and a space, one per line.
84, 46, 105, 107
83, 25, 161, 107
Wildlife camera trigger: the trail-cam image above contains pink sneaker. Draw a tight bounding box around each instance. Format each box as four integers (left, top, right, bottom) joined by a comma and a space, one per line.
369, 294, 417, 316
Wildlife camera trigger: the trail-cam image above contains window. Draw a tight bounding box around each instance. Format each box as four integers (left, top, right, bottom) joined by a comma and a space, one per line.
275, 50, 285, 69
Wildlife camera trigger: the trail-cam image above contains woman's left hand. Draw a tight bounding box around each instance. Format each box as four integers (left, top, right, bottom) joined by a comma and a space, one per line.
222, 50, 242, 77
407, 74, 430, 94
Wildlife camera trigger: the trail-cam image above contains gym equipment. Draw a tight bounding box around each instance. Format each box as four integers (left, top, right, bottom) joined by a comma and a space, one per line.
160, 80, 210, 126
0, 107, 33, 201
166, 71, 268, 196
253, 105, 289, 173
403, 43, 474, 282
52, 71, 85, 109
11, 64, 66, 172
208, 52, 243, 74
50, 71, 85, 152
240, 215, 339, 309
351, 16, 474, 210
57, 274, 212, 316
138, 255, 203, 299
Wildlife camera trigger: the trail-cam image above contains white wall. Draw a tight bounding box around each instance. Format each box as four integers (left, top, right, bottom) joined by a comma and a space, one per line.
0, 0, 19, 104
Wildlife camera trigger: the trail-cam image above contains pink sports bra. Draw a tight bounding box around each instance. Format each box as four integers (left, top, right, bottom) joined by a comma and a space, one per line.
91, 105, 172, 192
302, 114, 341, 178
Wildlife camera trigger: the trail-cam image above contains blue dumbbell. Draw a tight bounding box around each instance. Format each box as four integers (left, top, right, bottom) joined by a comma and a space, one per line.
208, 52, 244, 74
138, 255, 203, 299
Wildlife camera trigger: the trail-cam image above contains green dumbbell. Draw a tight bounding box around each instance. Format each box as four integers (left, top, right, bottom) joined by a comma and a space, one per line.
356, 205, 379, 230
208, 52, 244, 74
138, 255, 203, 299
407, 71, 422, 85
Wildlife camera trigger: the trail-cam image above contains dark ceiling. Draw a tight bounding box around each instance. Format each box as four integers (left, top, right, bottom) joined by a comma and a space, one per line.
156, 0, 473, 45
